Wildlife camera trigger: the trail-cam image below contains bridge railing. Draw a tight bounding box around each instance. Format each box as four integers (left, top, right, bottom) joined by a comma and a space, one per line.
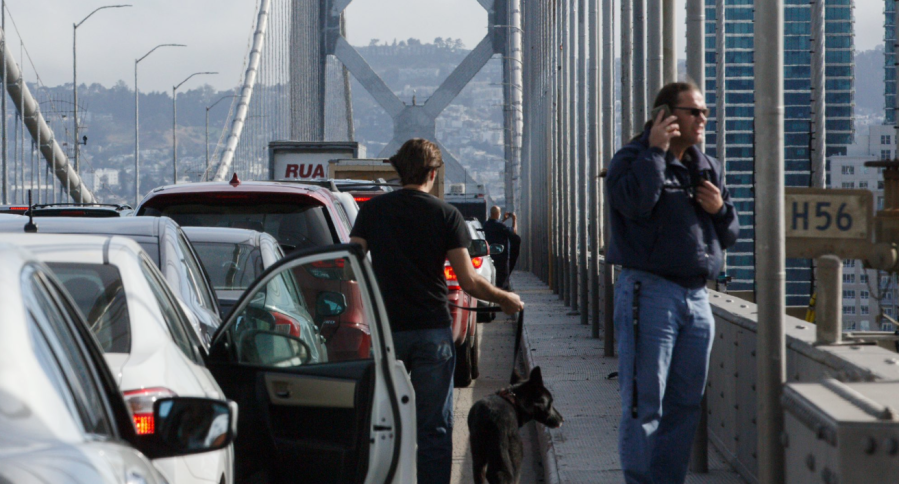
590, 258, 899, 483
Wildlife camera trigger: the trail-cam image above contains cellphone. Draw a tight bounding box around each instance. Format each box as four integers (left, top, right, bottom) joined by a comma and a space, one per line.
650, 104, 672, 121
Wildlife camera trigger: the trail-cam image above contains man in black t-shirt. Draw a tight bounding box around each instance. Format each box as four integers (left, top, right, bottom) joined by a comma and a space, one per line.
483, 206, 521, 290
351, 138, 523, 484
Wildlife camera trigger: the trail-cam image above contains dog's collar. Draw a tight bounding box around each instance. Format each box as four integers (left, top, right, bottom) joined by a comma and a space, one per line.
496, 388, 527, 427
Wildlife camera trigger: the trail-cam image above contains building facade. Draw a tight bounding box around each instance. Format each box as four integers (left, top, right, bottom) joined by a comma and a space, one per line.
828, 124, 897, 332
704, 0, 855, 305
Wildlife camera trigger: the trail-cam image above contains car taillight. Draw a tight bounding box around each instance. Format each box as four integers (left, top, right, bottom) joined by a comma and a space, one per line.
353, 196, 372, 203
311, 259, 345, 268
472, 257, 483, 269
123, 387, 176, 435
308, 258, 349, 280
444, 261, 459, 288
271, 310, 302, 338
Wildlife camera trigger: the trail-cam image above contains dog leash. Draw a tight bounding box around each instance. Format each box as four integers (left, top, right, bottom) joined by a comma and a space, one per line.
448, 303, 524, 382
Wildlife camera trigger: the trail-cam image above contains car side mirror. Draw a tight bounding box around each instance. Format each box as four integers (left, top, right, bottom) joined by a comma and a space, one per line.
135, 397, 237, 460
470, 239, 490, 258
316, 291, 348, 317
489, 243, 505, 255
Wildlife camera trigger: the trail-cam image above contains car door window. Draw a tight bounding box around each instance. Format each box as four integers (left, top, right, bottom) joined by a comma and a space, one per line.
227, 254, 374, 367
24, 267, 113, 438
139, 257, 203, 365
176, 231, 217, 313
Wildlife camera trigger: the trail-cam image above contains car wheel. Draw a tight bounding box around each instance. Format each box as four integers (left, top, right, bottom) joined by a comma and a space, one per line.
470, 321, 480, 380
454, 334, 473, 388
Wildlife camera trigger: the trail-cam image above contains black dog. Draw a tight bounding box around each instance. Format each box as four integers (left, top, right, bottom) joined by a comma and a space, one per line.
467, 366, 563, 484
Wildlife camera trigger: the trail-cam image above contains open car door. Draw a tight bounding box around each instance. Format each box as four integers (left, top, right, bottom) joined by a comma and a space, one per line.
205, 244, 415, 483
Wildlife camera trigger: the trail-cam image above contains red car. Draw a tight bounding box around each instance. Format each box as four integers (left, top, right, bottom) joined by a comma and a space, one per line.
443, 244, 491, 388
136, 176, 371, 362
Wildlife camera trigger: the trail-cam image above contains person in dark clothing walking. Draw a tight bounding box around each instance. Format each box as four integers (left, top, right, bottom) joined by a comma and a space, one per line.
605, 82, 739, 484
350, 138, 523, 484
483, 206, 521, 290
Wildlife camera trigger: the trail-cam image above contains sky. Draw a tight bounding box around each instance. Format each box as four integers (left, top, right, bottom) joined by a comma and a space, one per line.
5, 0, 888, 93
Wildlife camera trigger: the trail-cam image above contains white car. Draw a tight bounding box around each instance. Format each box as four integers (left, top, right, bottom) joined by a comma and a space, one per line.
0, 233, 235, 484
0, 242, 236, 484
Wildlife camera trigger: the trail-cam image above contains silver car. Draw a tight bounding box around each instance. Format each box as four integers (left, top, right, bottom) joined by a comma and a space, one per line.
0, 242, 236, 484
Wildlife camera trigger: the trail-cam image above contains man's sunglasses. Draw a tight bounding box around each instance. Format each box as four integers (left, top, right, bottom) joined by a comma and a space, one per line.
673, 106, 710, 117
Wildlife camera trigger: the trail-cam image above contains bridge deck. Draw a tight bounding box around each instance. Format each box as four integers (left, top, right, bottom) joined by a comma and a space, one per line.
513, 272, 746, 484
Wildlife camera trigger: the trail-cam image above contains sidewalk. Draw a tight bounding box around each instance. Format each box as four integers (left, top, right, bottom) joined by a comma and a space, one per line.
512, 272, 745, 484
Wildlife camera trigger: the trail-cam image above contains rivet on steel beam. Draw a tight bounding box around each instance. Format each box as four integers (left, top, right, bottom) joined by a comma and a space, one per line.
885, 438, 898, 455
805, 454, 815, 471
864, 437, 878, 455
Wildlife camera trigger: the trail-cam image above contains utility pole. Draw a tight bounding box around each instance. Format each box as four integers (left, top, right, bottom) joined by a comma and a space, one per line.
74, 4, 131, 177
172, 71, 216, 184
135, 43, 185, 204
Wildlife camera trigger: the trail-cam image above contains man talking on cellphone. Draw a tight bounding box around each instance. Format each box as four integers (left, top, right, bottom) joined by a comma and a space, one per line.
605, 82, 739, 484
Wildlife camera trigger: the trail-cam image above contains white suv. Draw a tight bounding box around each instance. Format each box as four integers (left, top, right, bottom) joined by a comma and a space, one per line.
0, 233, 234, 484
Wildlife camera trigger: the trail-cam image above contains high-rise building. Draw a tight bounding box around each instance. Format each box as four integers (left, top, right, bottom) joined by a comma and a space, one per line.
887, 1, 896, 125
829, 124, 898, 331
704, 0, 855, 305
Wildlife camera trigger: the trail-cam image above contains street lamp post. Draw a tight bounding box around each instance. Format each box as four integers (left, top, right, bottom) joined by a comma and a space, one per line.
135, 43, 185, 204
205, 94, 237, 181
173, 71, 216, 184
73, 4, 131, 178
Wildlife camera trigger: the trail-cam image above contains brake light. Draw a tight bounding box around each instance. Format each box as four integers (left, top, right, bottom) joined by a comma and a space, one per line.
444, 261, 459, 288
472, 257, 483, 269
271, 310, 302, 338
311, 259, 345, 268
123, 387, 177, 435
212, 194, 250, 199
353, 196, 372, 203
8, 206, 27, 211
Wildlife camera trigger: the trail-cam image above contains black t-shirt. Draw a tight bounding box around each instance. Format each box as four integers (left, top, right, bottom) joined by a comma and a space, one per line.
350, 189, 471, 331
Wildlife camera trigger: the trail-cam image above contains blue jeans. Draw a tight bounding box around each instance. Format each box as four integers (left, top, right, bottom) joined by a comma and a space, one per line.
392, 327, 455, 484
614, 269, 714, 484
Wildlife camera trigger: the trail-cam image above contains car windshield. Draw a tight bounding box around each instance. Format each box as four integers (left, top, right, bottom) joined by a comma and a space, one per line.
193, 242, 265, 290
151, 202, 338, 251
46, 262, 131, 353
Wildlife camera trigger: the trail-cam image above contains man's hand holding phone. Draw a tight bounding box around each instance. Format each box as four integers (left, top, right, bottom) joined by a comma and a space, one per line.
649, 105, 679, 152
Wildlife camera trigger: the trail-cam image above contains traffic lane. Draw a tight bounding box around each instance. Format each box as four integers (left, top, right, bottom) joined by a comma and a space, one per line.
451, 312, 543, 484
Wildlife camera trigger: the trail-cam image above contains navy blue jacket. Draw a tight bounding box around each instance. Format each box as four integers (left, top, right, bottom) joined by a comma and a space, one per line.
605, 129, 739, 283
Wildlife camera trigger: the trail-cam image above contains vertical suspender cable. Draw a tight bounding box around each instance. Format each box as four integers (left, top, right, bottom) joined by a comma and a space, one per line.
621, 0, 633, 143
646, 0, 662, 100
755, 0, 787, 482
603, 0, 616, 353
662, 0, 677, 84
578, 0, 588, 322
560, 0, 569, 302
588, 0, 601, 333
633, 0, 647, 128
568, 0, 578, 309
